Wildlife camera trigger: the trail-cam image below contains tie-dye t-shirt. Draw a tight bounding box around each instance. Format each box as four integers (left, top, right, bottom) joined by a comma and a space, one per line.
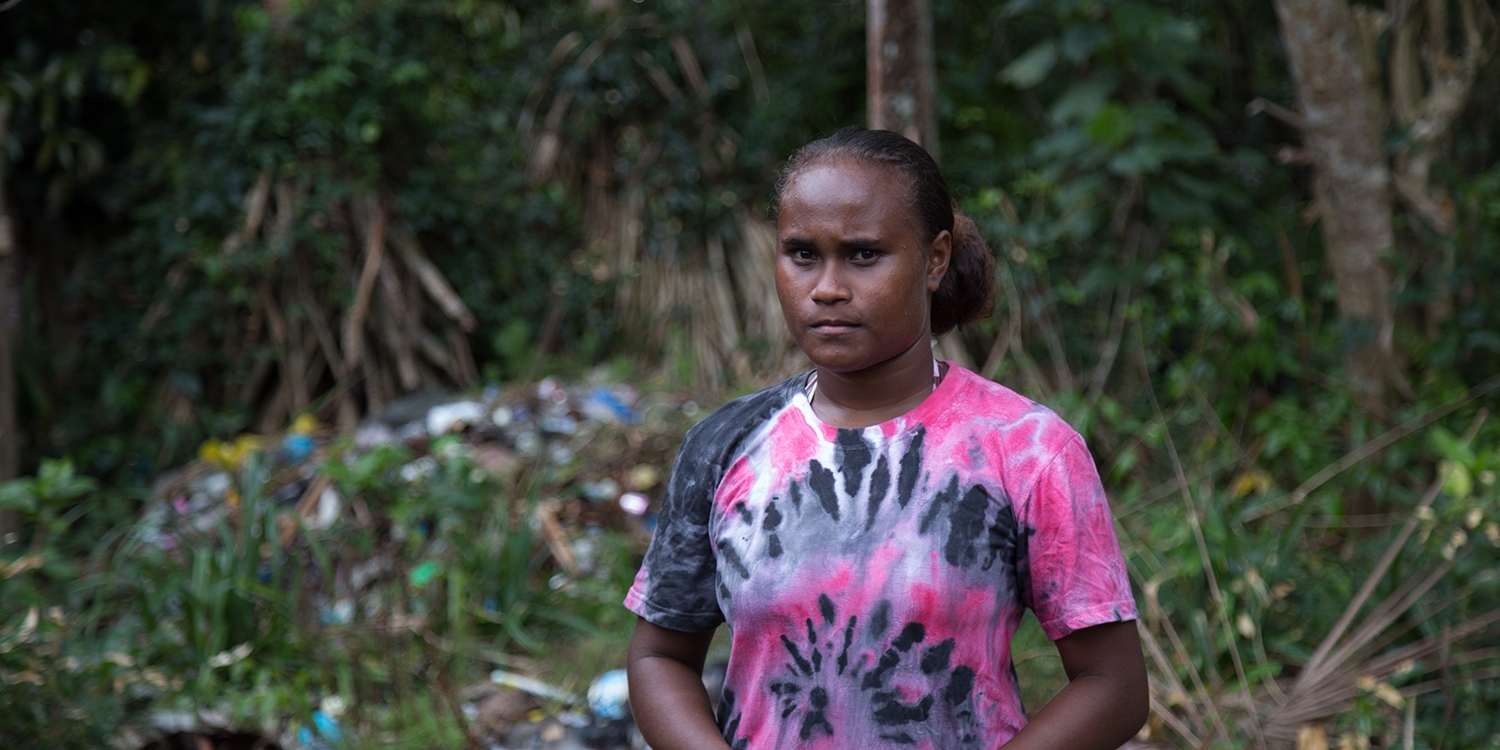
625, 364, 1137, 750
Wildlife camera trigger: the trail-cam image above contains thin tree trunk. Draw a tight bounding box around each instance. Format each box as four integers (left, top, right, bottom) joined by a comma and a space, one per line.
0, 103, 19, 548
1272, 0, 1397, 407
869, 0, 973, 366
867, 0, 939, 158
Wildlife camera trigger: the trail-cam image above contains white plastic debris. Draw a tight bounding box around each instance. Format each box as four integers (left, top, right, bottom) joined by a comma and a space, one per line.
398, 456, 438, 483
309, 486, 342, 530
514, 431, 541, 456
580, 478, 621, 502
540, 413, 579, 435
491, 405, 514, 428
426, 401, 487, 436
490, 669, 581, 705
201, 472, 233, 498
619, 492, 650, 516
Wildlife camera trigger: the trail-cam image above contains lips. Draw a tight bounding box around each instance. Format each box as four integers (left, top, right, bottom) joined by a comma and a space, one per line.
809, 320, 861, 334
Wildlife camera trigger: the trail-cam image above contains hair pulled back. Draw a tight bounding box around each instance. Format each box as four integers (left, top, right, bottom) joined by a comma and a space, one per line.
775, 127, 995, 336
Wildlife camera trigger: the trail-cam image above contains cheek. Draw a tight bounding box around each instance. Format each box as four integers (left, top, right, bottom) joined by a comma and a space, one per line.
774, 265, 804, 322
887, 262, 932, 314
773, 264, 794, 302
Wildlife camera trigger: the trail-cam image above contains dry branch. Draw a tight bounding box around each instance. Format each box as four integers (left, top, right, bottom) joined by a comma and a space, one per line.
342, 198, 389, 376
390, 228, 477, 332
668, 35, 706, 97
376, 262, 422, 392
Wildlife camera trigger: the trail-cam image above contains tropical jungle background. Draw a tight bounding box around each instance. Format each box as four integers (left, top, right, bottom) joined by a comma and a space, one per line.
2, 0, 1499, 747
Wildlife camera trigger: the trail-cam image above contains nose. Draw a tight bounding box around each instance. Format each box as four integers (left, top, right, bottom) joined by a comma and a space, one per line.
810, 262, 849, 304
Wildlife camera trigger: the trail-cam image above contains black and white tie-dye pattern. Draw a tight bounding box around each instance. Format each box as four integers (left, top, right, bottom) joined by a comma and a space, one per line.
626, 365, 1137, 750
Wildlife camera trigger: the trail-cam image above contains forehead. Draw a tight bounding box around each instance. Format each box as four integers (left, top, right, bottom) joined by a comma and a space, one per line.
778, 160, 915, 232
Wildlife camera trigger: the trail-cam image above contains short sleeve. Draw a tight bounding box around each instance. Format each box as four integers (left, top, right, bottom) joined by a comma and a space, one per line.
624, 424, 729, 632
1017, 434, 1138, 640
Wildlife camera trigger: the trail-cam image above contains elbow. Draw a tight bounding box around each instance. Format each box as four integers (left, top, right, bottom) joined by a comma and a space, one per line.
1126, 687, 1150, 739
1120, 666, 1150, 740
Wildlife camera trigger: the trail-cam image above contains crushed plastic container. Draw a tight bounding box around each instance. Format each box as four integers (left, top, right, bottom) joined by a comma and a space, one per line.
426, 400, 487, 435
587, 669, 630, 720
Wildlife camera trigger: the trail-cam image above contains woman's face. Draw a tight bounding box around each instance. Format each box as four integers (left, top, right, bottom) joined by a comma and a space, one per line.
775, 159, 950, 375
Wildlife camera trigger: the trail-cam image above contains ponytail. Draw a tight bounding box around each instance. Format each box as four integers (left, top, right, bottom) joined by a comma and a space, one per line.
931, 212, 995, 336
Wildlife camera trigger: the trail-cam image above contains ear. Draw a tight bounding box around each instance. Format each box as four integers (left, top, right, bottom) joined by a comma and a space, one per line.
926, 229, 952, 293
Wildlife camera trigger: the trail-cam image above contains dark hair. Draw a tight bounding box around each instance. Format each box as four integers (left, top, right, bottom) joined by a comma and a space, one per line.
774, 127, 995, 336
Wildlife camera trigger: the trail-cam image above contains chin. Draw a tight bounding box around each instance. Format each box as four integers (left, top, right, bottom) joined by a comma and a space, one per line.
802, 347, 906, 375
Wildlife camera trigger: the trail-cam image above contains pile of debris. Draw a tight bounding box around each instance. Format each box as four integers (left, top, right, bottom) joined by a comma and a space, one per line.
132, 369, 714, 750
147, 370, 700, 551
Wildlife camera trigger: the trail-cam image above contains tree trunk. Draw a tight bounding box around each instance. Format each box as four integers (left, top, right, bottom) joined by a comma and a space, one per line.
0, 103, 19, 549
866, 0, 939, 158
1272, 0, 1397, 407
867, 0, 975, 368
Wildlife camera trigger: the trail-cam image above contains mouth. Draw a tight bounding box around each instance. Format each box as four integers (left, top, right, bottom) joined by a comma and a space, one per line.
809, 320, 861, 334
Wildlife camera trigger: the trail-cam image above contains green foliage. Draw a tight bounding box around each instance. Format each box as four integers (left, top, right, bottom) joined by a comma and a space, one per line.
4, 0, 1500, 745
0, 429, 650, 747
0, 0, 871, 475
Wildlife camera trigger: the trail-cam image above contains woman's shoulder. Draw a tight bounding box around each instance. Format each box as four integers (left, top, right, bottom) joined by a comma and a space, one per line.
942, 365, 1084, 445
677, 372, 805, 458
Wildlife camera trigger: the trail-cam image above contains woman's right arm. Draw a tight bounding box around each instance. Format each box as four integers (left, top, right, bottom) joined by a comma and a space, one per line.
627, 618, 731, 750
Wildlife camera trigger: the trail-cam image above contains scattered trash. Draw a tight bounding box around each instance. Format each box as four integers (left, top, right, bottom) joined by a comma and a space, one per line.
281, 433, 315, 464
308, 485, 341, 530
492, 405, 515, 428
489, 670, 582, 706
353, 420, 397, 450
140, 730, 285, 750
427, 400, 487, 436
398, 455, 439, 483
540, 413, 579, 436
618, 493, 650, 516
463, 684, 543, 741
409, 560, 444, 588
377, 387, 453, 426
294, 709, 342, 750
137, 370, 705, 750
587, 670, 629, 721
580, 387, 636, 425
580, 478, 621, 503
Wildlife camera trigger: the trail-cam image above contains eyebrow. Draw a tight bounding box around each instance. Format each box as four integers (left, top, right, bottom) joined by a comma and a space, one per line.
779, 236, 882, 248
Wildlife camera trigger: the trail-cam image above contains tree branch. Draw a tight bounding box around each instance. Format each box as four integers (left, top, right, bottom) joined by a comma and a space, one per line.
1246, 97, 1307, 130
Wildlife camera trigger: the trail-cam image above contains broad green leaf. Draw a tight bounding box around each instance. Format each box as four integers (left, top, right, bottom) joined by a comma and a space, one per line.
1049, 80, 1112, 125
0, 479, 37, 512
1000, 41, 1059, 90
1060, 23, 1111, 63
1439, 459, 1473, 501
1431, 426, 1478, 467
1086, 102, 1134, 148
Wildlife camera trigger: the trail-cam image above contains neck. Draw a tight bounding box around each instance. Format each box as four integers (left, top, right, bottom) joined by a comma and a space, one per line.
810, 338, 941, 428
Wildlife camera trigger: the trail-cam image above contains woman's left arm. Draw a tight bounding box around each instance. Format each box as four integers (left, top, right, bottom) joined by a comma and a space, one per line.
1000, 620, 1148, 750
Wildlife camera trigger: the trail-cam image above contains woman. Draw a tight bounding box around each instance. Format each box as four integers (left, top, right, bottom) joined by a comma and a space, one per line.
624, 127, 1147, 750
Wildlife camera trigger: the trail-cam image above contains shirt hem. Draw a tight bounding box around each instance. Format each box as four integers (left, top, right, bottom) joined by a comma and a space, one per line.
1038, 600, 1140, 641
624, 589, 724, 633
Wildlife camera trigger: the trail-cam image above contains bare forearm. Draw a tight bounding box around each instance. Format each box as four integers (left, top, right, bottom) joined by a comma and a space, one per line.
628, 654, 730, 750
999, 672, 1147, 750
627, 620, 731, 750
1002, 621, 1148, 750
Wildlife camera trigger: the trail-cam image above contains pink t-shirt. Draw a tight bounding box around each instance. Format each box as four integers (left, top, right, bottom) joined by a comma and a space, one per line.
625, 364, 1137, 750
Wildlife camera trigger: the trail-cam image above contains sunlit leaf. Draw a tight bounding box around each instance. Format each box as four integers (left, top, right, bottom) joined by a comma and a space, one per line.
1000, 41, 1058, 90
